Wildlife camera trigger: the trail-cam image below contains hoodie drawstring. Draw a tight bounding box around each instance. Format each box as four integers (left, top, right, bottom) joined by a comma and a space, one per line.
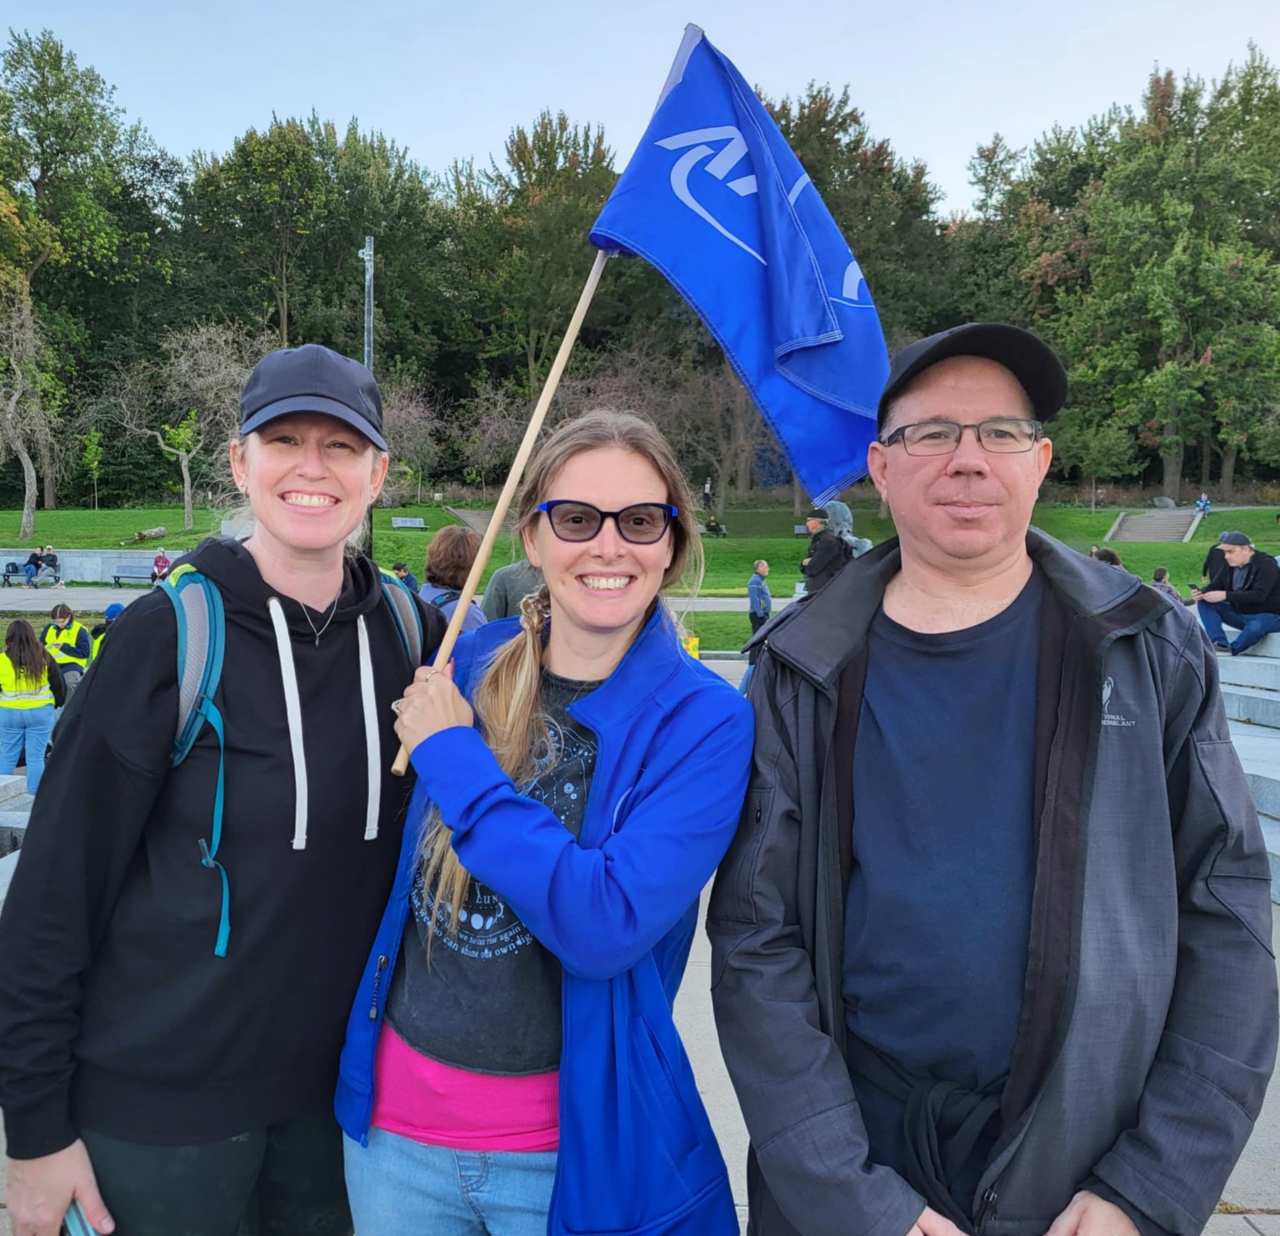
268, 598, 310, 850
267, 598, 382, 850
357, 615, 380, 840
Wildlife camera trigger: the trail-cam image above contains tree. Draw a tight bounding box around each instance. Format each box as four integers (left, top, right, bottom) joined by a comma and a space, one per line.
191, 118, 328, 346
461, 111, 619, 395
81, 425, 101, 508
104, 322, 270, 527
381, 379, 441, 504
1050, 66, 1280, 499
1050, 409, 1140, 511
1, 29, 126, 283
0, 290, 52, 538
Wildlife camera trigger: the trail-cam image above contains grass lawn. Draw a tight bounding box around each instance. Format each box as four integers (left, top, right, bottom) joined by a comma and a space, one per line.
682, 611, 753, 651
4, 500, 1274, 631
0, 509, 223, 550
0, 612, 106, 647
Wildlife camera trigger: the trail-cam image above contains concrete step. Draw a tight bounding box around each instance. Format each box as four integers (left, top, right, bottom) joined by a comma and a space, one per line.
1218, 656, 1280, 692
1110, 511, 1199, 542
1229, 721, 1280, 903
1222, 685, 1280, 728
0, 774, 28, 807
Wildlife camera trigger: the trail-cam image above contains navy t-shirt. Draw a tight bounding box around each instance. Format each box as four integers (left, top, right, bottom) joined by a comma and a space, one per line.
843, 569, 1042, 1211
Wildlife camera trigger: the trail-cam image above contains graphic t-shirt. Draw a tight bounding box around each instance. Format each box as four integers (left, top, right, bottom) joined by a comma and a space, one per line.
384, 670, 601, 1076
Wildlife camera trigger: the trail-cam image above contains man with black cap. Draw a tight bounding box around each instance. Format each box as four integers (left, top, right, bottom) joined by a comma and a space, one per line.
1193, 532, 1280, 654
709, 323, 1276, 1236
800, 506, 848, 594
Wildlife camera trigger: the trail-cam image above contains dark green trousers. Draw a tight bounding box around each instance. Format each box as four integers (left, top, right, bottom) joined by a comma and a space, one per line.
81, 1112, 352, 1236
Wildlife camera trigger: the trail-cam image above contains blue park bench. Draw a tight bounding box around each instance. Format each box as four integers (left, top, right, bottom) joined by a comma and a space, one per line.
113, 564, 153, 587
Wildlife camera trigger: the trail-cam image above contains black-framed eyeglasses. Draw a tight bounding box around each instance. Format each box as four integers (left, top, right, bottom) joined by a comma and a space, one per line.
536, 500, 678, 545
880, 418, 1044, 456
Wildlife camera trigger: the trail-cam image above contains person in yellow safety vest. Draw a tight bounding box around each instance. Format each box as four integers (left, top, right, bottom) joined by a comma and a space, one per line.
0, 619, 66, 794
90, 603, 125, 661
41, 604, 92, 699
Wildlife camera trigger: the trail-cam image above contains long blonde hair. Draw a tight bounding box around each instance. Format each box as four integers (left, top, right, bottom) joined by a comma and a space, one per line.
418, 410, 701, 940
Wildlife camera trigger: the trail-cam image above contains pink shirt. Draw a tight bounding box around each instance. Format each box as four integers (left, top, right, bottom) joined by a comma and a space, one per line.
371, 1024, 559, 1152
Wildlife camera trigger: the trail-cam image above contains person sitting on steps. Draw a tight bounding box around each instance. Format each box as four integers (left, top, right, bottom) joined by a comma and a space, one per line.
1193, 531, 1280, 655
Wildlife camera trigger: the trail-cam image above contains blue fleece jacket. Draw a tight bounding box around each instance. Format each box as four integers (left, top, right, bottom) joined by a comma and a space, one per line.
336, 608, 754, 1236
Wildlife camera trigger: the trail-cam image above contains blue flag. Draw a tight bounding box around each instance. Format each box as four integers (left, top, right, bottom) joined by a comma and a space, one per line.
590, 25, 891, 504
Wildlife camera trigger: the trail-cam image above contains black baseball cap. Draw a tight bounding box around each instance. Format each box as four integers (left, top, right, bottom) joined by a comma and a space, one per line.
240, 344, 387, 450
1221, 532, 1252, 546
807, 507, 829, 520
876, 323, 1068, 430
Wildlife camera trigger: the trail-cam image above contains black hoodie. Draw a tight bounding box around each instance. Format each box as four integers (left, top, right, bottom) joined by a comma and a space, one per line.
0, 538, 446, 1158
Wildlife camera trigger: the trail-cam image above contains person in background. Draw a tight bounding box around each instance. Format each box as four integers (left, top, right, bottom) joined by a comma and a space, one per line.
40, 605, 91, 698
32, 547, 58, 589
392, 561, 419, 596
1093, 546, 1124, 569
481, 555, 545, 621
1203, 530, 1230, 585
418, 528, 485, 633
0, 619, 65, 795
151, 548, 171, 583
90, 603, 125, 661
800, 507, 849, 594
21, 550, 41, 588
1193, 531, 1280, 655
1195, 492, 1212, 515
1149, 567, 1182, 602
747, 560, 771, 665
1087, 544, 1100, 558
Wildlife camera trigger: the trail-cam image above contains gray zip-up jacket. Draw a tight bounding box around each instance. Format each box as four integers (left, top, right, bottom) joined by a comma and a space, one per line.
708, 531, 1277, 1236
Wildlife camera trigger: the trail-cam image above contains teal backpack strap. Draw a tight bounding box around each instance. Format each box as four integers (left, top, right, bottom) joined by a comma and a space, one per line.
157, 567, 231, 957
379, 569, 424, 667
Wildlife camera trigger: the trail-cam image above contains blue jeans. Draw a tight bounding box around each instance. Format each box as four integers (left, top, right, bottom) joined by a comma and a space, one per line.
0, 705, 55, 793
1197, 600, 1280, 654
344, 1129, 556, 1235
21, 564, 35, 585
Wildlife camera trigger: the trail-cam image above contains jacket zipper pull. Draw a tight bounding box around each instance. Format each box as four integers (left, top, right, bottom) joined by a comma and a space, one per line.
368, 955, 388, 1021
975, 1188, 998, 1229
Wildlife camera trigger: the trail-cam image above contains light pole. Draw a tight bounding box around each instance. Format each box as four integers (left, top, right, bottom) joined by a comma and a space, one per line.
358, 235, 374, 370
358, 235, 375, 552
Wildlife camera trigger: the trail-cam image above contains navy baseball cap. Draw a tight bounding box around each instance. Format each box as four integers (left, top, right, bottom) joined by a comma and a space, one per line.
876, 323, 1068, 430
240, 344, 387, 451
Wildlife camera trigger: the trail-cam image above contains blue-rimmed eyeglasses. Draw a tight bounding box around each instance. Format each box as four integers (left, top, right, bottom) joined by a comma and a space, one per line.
536, 500, 678, 545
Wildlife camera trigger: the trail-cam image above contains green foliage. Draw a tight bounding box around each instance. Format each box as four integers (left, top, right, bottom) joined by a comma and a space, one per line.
4, 26, 1280, 513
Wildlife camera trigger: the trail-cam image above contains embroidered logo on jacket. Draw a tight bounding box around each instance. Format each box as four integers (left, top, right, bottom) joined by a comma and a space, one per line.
1101, 677, 1136, 729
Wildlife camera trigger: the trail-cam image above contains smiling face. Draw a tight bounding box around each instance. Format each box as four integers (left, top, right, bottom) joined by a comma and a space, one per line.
230, 412, 388, 556
867, 355, 1053, 570
523, 446, 675, 652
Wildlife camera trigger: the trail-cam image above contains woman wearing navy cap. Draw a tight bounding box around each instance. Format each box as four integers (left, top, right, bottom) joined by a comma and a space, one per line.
0, 345, 446, 1236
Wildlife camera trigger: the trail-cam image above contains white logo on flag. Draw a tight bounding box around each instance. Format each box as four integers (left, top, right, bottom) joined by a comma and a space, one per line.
655, 125, 872, 308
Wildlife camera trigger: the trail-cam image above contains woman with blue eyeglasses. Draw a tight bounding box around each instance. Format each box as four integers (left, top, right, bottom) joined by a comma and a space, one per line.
337, 411, 754, 1235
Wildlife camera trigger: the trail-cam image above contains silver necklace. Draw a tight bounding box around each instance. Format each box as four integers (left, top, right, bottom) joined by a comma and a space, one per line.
300, 593, 340, 648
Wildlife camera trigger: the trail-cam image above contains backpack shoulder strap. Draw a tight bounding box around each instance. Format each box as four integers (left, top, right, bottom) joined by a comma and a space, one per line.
379, 569, 424, 667
157, 565, 231, 958
428, 589, 462, 609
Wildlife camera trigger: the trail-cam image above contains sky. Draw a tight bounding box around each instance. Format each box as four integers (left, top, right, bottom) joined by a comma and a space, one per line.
34, 0, 1280, 214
